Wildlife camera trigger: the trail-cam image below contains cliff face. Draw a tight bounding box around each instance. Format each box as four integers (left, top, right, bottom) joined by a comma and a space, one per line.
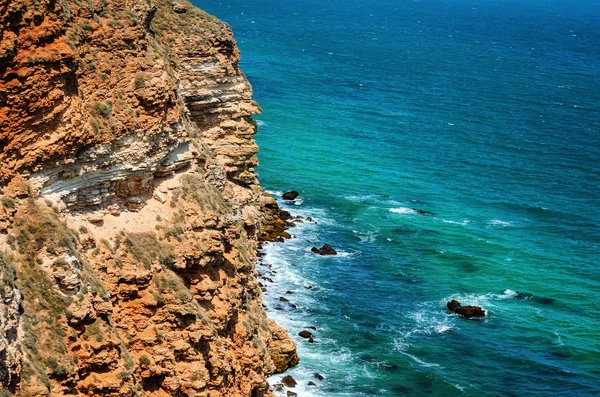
0, 0, 298, 396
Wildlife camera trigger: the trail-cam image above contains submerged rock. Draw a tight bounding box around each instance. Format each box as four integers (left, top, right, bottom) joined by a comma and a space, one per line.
282, 190, 299, 200
311, 244, 337, 255
412, 208, 434, 216
447, 299, 486, 318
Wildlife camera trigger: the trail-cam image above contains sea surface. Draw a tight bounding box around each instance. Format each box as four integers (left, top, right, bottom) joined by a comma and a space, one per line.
197, 0, 600, 395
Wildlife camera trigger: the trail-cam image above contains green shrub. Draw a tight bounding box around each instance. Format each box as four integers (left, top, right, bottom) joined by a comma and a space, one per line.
134, 75, 145, 89
93, 102, 112, 119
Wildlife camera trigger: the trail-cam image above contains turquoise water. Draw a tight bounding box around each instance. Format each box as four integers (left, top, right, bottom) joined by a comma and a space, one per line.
199, 0, 600, 395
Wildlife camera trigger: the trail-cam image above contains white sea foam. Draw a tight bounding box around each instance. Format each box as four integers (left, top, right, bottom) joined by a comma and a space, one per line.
488, 219, 513, 227
389, 207, 417, 215
440, 218, 471, 226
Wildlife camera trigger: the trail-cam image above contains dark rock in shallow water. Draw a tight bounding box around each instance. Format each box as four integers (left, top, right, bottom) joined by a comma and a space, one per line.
308, 381, 317, 386
273, 383, 284, 392
306, 326, 317, 330
447, 299, 461, 312
298, 330, 312, 339
282, 375, 297, 387
314, 373, 325, 380
308, 337, 315, 343
279, 296, 289, 302
287, 392, 298, 397
282, 190, 299, 200
447, 299, 486, 318
311, 244, 337, 255
377, 362, 399, 372
279, 210, 292, 220
413, 208, 434, 216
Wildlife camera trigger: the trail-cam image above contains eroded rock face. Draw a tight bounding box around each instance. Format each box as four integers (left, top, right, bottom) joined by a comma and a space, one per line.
0, 0, 298, 395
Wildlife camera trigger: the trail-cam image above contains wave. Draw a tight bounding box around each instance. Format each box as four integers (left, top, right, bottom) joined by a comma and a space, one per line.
389, 207, 417, 215
440, 218, 471, 226
488, 219, 513, 227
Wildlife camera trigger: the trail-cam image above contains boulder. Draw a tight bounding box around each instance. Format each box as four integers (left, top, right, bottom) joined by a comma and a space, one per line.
281, 375, 297, 387
287, 392, 298, 397
308, 381, 317, 386
455, 305, 486, 318
279, 297, 289, 302
447, 299, 461, 312
314, 373, 325, 380
172, 3, 187, 13
298, 330, 312, 339
282, 190, 299, 200
447, 300, 486, 318
311, 244, 337, 255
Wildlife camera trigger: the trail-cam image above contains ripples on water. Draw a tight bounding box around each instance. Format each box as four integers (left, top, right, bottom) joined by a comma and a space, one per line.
201, 0, 600, 395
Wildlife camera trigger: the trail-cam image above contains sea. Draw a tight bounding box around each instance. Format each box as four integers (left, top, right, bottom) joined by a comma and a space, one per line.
196, 0, 600, 395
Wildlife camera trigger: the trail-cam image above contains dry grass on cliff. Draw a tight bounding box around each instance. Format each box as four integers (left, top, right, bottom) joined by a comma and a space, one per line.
152, 0, 224, 41
123, 232, 176, 269
178, 174, 232, 215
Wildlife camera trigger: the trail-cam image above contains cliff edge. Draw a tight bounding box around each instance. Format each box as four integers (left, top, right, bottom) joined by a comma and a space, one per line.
0, 0, 298, 395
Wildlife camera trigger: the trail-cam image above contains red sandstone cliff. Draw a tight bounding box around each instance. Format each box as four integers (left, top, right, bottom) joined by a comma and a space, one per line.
0, 0, 298, 395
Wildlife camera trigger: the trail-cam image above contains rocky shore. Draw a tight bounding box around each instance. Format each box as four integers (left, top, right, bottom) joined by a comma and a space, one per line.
0, 0, 298, 395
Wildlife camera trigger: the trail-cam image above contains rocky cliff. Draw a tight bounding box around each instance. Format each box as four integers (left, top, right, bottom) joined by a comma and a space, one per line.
0, 0, 298, 395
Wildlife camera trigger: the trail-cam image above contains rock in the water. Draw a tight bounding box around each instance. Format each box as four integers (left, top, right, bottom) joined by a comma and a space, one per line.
311, 244, 337, 255
282, 190, 299, 200
447, 300, 486, 318
282, 375, 297, 387
455, 305, 486, 318
298, 330, 312, 339
172, 3, 187, 13
308, 381, 317, 386
314, 373, 325, 380
447, 299, 461, 312
279, 296, 289, 302
413, 208, 434, 216
287, 392, 298, 397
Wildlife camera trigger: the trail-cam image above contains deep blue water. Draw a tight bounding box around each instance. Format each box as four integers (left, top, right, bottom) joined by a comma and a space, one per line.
197, 0, 600, 395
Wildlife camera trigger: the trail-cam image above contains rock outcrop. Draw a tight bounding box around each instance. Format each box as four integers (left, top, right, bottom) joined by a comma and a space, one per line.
311, 244, 337, 256
447, 300, 486, 319
0, 0, 298, 395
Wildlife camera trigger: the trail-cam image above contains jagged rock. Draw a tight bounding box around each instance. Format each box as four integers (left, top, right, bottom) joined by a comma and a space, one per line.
287, 392, 298, 397
268, 319, 300, 373
311, 244, 337, 255
279, 296, 289, 302
282, 191, 299, 200
281, 375, 297, 387
0, 0, 300, 394
308, 381, 317, 386
447, 300, 486, 318
447, 299, 461, 312
298, 330, 312, 339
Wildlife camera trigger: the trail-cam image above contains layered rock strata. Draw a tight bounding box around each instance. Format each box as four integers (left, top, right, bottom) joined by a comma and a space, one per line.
0, 0, 298, 395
